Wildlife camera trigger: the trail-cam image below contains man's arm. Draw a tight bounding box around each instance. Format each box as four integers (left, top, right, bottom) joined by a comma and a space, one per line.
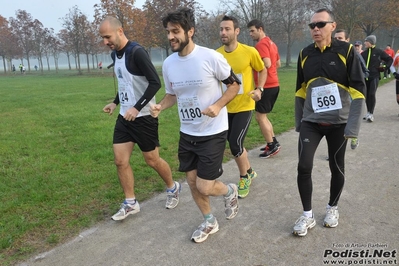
248, 65, 267, 101
390, 54, 399, 79
131, 48, 161, 112
276, 59, 281, 68
257, 67, 267, 89
345, 47, 366, 138
380, 50, 393, 69
263, 57, 271, 68
203, 82, 240, 117
295, 52, 306, 132
150, 94, 177, 118
260, 57, 270, 85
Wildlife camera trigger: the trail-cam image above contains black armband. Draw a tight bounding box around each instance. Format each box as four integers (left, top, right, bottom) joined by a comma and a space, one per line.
222, 70, 241, 85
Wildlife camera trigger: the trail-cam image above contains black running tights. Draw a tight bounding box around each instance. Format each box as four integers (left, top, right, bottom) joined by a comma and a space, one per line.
297, 121, 347, 211
365, 78, 379, 114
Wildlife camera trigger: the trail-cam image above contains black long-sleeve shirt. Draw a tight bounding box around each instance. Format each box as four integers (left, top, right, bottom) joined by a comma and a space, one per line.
112, 41, 160, 113
361, 46, 393, 79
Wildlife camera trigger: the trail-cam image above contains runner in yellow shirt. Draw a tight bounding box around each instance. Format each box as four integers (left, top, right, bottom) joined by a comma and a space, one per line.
217, 15, 267, 198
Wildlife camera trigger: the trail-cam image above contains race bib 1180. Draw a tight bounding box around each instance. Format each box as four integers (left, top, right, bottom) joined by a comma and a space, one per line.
177, 96, 204, 123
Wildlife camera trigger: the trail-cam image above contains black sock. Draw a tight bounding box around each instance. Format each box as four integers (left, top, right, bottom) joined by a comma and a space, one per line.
247, 167, 252, 174
267, 142, 274, 148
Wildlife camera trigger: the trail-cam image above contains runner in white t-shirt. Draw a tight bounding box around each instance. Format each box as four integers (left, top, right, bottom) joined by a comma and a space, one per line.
163, 44, 231, 136
150, 8, 241, 243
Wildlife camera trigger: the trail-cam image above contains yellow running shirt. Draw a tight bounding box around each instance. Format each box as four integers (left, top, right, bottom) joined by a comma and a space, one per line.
217, 43, 265, 113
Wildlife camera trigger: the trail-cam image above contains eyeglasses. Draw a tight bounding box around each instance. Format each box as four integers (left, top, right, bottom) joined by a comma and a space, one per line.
308, 21, 334, 29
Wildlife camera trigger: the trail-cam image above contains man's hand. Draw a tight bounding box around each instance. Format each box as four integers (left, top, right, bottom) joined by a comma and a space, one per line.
103, 103, 117, 115
202, 105, 221, 117
150, 104, 162, 118
248, 89, 262, 102
123, 107, 139, 121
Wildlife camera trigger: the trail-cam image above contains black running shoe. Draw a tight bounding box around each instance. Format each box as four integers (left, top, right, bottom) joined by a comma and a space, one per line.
259, 145, 280, 158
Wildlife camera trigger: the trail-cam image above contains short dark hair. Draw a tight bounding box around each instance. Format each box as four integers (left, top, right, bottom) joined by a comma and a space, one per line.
335, 29, 348, 39
162, 7, 196, 35
313, 8, 335, 21
221, 15, 240, 29
247, 19, 264, 31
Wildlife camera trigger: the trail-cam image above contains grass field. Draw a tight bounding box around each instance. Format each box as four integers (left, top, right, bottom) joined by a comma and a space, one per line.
1, 66, 389, 265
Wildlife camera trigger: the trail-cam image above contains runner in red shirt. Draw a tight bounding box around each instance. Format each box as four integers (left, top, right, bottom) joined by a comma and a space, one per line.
247, 19, 282, 158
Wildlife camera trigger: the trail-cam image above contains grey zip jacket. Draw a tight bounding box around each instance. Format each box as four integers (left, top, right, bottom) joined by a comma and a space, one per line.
295, 39, 366, 138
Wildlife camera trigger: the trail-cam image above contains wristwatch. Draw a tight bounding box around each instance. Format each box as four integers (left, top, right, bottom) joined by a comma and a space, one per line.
256, 87, 264, 93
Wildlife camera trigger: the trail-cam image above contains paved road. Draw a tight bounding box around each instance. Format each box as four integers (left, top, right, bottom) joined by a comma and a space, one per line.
21, 80, 399, 266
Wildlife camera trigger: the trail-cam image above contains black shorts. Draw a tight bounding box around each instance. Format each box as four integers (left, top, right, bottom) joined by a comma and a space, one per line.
255, 86, 280, 113
178, 131, 227, 180
113, 114, 160, 152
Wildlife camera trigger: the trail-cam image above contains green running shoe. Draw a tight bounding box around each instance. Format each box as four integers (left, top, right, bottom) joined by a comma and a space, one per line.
237, 177, 251, 198
248, 169, 257, 180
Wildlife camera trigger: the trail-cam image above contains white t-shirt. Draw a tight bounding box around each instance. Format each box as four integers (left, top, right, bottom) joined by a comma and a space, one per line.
162, 45, 231, 136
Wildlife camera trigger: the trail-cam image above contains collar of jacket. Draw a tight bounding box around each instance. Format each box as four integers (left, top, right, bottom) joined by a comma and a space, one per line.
313, 41, 332, 52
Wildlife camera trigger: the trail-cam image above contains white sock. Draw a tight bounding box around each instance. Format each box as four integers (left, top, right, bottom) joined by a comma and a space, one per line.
303, 210, 313, 218
224, 185, 233, 197
125, 198, 136, 205
167, 182, 176, 192
204, 213, 215, 223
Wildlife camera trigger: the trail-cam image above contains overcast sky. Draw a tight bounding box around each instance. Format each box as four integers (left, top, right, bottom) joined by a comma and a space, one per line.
0, 0, 219, 32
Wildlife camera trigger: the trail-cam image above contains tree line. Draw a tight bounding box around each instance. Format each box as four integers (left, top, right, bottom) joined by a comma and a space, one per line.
1, 0, 398, 74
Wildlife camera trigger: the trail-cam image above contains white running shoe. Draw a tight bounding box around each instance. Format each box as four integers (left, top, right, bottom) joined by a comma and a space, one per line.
111, 201, 140, 221
367, 114, 374, 122
224, 184, 239, 219
324, 206, 339, 228
165, 181, 181, 209
293, 215, 316, 236
191, 218, 219, 243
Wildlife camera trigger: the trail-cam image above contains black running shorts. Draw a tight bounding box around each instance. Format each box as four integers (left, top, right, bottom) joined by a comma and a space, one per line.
113, 114, 160, 152
255, 86, 280, 113
178, 131, 227, 180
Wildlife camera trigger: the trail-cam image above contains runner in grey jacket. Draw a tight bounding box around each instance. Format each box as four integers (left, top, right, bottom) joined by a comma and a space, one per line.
292, 8, 366, 237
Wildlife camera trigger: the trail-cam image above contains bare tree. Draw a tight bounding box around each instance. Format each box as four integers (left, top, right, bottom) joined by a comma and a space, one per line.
79, 17, 94, 73
356, 0, 393, 36
386, 26, 399, 48
219, 0, 271, 26
31, 20, 46, 72
41, 28, 57, 72
94, 0, 146, 43
61, 6, 90, 74
58, 29, 74, 70
195, 12, 224, 49
9, 10, 37, 71
268, 0, 319, 66
0, 15, 22, 73
48, 34, 62, 73
321, 0, 399, 39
